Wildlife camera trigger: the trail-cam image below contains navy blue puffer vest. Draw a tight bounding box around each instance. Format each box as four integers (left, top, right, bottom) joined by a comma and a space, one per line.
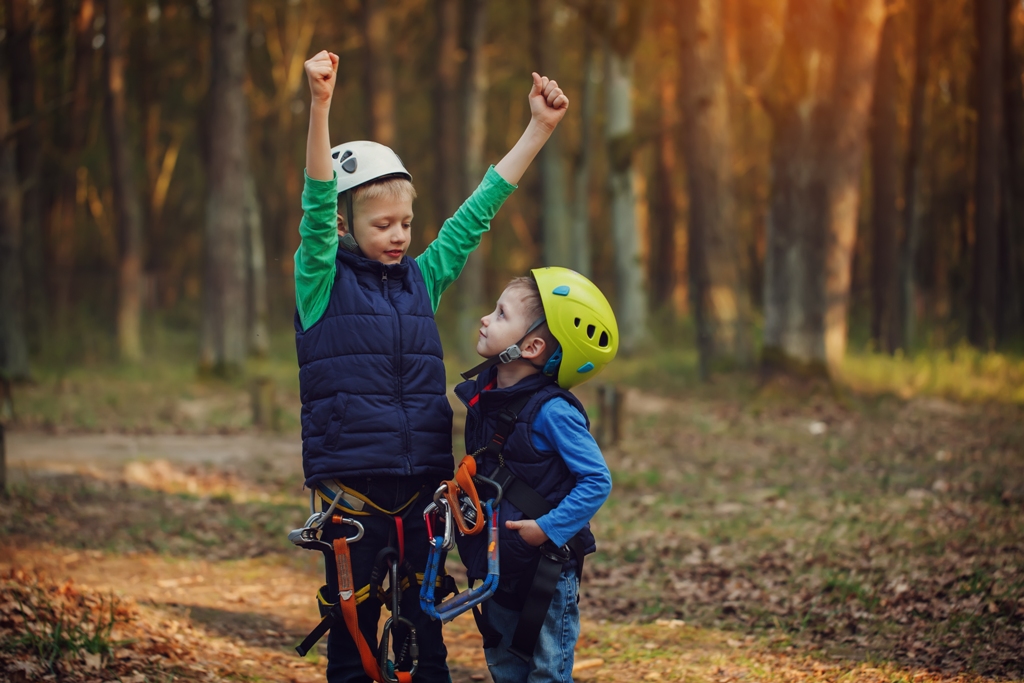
295, 248, 454, 487
454, 369, 597, 581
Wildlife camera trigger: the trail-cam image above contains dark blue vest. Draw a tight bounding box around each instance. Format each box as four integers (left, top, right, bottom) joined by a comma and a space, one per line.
453, 369, 597, 581
295, 248, 454, 487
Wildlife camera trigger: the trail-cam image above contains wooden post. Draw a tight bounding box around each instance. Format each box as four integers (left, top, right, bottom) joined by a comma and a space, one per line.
595, 384, 623, 447
251, 376, 275, 429
0, 377, 10, 497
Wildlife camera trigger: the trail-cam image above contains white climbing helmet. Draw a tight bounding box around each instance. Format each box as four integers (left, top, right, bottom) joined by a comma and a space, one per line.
330, 140, 412, 195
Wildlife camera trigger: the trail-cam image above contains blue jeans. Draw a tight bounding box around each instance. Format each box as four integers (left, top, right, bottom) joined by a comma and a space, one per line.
481, 571, 580, 683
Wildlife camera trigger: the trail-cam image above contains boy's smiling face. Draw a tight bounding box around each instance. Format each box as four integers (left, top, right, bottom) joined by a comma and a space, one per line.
477, 285, 541, 359
339, 193, 413, 264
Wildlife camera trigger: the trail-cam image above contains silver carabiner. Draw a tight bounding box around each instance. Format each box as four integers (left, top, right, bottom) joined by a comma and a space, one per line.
422, 496, 455, 552
336, 516, 364, 543
432, 482, 448, 507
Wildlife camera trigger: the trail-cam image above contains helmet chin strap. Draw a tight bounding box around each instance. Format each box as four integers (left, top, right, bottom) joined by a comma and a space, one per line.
339, 192, 362, 255
460, 316, 547, 381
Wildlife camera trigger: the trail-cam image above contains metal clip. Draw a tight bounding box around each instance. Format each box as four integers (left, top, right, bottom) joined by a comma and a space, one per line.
498, 345, 523, 364
423, 497, 455, 552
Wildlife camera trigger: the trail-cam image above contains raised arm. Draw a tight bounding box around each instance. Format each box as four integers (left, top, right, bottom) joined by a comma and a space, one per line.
493, 72, 569, 185
305, 50, 339, 181
414, 72, 568, 310
294, 50, 341, 331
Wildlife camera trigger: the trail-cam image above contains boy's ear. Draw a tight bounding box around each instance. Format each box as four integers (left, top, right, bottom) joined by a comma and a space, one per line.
519, 335, 547, 360
337, 213, 347, 235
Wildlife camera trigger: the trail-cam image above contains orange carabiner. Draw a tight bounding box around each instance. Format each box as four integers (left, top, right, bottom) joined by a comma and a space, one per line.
442, 456, 486, 536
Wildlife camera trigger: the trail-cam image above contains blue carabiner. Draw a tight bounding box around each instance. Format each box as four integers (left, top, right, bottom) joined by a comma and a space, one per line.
420, 499, 501, 622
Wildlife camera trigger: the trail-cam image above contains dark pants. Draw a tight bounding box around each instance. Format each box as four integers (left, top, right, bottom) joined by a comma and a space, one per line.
320, 476, 450, 683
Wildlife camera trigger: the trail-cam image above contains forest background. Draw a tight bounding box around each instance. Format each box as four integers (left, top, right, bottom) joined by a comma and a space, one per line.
0, 2, 1023, 682
0, 0, 1022, 383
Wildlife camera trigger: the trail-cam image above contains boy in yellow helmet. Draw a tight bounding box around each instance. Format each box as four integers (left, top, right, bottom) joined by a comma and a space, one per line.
454, 267, 618, 682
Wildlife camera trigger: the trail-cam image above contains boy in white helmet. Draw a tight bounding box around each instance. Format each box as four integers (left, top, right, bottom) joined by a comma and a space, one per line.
295, 50, 568, 683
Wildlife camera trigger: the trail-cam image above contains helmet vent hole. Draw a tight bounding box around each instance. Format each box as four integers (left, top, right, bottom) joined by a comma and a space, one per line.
598, 331, 609, 348
574, 317, 581, 328
586, 324, 596, 339
332, 150, 340, 159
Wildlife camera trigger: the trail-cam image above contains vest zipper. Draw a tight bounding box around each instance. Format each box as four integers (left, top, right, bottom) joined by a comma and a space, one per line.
381, 269, 412, 474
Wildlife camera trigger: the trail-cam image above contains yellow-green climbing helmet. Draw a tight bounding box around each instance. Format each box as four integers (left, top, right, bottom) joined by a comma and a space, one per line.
533, 267, 619, 389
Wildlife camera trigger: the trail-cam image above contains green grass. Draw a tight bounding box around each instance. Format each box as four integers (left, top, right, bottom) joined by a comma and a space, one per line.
2, 581, 128, 675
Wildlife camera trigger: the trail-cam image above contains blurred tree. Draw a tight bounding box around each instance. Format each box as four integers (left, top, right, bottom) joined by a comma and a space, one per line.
201, 0, 249, 375
762, 0, 887, 376
531, 0, 571, 268
244, 172, 269, 357
434, 0, 461, 233
362, 0, 395, 146
104, 0, 145, 362
648, 0, 678, 317
569, 0, 602, 278
679, 0, 752, 376
459, 0, 490, 362
0, 62, 29, 381
900, 0, 934, 350
970, 0, 1004, 348
605, 0, 647, 354
48, 0, 94, 328
249, 0, 315, 291
869, 0, 903, 354
1002, 0, 1024, 341
5, 0, 43, 343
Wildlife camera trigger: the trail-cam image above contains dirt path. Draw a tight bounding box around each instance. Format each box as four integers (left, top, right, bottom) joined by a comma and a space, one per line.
7, 431, 299, 471
3, 542, 493, 683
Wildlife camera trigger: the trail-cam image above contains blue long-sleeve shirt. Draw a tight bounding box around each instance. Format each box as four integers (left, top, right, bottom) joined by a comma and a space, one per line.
529, 398, 612, 547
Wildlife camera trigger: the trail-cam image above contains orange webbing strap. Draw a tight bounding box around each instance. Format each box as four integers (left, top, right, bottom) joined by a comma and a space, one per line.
398, 672, 413, 683
334, 535, 383, 682
443, 455, 485, 536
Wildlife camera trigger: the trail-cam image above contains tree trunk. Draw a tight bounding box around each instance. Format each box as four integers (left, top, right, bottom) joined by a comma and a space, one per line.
969, 0, 1004, 348
104, 0, 145, 362
459, 0, 490, 362
900, 0, 934, 351
54, 0, 95, 323
363, 0, 396, 146
0, 64, 29, 381
531, 0, 571, 268
4, 0, 43, 344
606, 0, 647, 354
869, 1, 902, 354
570, 5, 601, 278
679, 0, 751, 373
762, 0, 887, 377
201, 0, 249, 375
1003, 0, 1024, 341
649, 0, 677, 314
245, 172, 269, 358
433, 0, 462, 234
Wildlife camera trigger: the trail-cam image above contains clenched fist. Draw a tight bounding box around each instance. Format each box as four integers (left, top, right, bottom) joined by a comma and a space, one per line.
529, 72, 568, 133
305, 49, 339, 106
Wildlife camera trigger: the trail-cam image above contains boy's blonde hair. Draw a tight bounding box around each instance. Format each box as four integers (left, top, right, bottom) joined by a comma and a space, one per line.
350, 176, 417, 209
506, 276, 558, 362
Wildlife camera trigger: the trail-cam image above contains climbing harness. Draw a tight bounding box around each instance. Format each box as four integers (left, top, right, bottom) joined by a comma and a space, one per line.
456, 386, 590, 662
289, 482, 446, 683
420, 469, 502, 622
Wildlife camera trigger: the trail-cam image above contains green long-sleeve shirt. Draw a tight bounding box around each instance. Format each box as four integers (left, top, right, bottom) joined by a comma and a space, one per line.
294, 166, 517, 330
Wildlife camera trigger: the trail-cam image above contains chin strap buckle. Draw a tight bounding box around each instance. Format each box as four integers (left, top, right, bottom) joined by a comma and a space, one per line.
498, 345, 523, 364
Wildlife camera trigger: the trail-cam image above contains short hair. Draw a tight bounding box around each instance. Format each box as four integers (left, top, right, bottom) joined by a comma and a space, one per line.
347, 176, 417, 210
505, 276, 558, 362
